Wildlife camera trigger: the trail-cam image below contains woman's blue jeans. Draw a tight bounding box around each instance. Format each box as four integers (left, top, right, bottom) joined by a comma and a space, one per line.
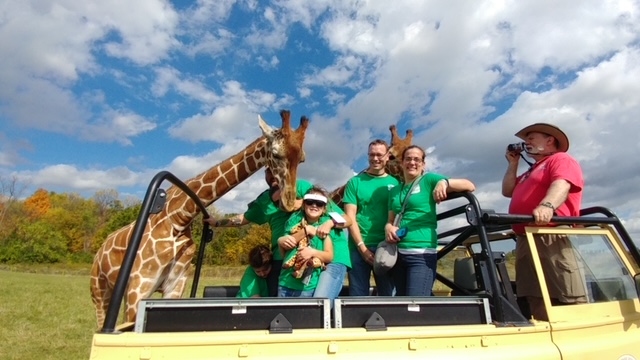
392, 252, 437, 296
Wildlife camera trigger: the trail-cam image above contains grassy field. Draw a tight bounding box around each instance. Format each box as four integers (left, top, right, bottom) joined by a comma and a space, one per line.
0, 265, 244, 360
0, 254, 487, 360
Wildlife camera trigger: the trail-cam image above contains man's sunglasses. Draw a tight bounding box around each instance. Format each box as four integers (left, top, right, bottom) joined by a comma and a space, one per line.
303, 199, 326, 207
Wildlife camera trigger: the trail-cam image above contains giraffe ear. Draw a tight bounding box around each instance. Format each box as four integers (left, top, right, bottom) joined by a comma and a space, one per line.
258, 114, 275, 138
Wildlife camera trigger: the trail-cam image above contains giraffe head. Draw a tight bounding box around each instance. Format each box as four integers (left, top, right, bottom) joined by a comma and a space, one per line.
258, 110, 309, 212
387, 124, 414, 178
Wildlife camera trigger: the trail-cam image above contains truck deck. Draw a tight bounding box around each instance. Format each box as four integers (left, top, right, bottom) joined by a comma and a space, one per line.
90, 171, 640, 360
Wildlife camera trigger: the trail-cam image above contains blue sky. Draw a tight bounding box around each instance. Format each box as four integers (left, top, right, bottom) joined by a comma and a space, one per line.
1, 0, 640, 237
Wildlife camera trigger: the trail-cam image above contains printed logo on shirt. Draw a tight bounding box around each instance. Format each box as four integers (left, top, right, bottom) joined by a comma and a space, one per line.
387, 184, 395, 191
411, 185, 421, 194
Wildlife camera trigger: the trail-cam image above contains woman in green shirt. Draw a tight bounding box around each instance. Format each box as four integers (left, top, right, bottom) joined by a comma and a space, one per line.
385, 145, 475, 296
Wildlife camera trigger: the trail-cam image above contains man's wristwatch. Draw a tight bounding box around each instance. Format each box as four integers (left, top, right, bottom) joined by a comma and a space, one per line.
539, 201, 555, 210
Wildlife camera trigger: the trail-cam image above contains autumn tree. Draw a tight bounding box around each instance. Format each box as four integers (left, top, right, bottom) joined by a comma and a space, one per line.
24, 188, 51, 219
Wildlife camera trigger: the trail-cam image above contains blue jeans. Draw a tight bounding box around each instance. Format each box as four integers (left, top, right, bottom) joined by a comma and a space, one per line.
278, 286, 314, 297
392, 252, 437, 296
348, 247, 395, 296
314, 263, 347, 301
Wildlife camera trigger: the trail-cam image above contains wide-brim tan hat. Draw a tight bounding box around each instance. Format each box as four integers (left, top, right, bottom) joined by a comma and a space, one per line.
515, 123, 569, 152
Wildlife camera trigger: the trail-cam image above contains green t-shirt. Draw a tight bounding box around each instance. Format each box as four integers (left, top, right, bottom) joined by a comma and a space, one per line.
243, 180, 314, 261
278, 217, 326, 291
243, 190, 272, 225
388, 173, 447, 250
343, 173, 399, 247
236, 266, 269, 298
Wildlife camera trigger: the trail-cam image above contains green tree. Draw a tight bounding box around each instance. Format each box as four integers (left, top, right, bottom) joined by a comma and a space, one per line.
93, 203, 142, 252
0, 220, 67, 263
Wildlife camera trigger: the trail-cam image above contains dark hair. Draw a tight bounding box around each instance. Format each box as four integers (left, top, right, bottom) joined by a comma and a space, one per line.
402, 145, 426, 161
248, 245, 272, 268
368, 139, 389, 151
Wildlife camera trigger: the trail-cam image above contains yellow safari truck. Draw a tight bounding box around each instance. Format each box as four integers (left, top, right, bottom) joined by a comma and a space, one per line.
89, 175, 640, 360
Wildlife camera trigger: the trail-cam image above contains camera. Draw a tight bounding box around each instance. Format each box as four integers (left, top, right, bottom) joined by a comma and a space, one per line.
507, 142, 526, 153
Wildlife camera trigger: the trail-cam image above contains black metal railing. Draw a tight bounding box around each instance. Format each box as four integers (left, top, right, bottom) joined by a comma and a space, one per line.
101, 171, 212, 333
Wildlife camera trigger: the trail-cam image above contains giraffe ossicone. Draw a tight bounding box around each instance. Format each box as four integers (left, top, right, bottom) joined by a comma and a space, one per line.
90, 110, 309, 328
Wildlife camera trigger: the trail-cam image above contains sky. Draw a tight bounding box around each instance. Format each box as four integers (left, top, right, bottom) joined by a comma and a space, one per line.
1, 0, 640, 240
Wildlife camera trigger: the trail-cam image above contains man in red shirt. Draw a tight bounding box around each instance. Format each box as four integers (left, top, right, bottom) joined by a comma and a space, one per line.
502, 123, 587, 321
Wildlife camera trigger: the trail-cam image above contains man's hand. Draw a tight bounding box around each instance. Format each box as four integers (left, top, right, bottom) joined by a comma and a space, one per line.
203, 217, 217, 226
505, 148, 520, 165
278, 235, 298, 251
533, 205, 554, 225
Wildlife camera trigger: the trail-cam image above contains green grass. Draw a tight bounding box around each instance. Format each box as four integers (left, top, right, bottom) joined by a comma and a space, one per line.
0, 255, 494, 360
0, 265, 245, 360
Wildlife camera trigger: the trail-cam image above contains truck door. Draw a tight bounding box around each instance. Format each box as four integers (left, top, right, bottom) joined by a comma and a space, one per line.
524, 226, 640, 360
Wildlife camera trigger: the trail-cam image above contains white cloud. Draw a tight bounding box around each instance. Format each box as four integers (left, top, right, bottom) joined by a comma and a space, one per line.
2, 0, 640, 240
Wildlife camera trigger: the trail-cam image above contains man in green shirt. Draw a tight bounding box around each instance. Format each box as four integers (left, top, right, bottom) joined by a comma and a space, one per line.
344, 139, 399, 296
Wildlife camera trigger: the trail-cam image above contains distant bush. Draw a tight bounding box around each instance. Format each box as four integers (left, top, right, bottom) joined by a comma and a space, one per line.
0, 221, 67, 263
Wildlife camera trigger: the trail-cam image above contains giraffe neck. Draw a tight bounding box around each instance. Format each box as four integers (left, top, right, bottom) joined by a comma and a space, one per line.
163, 136, 268, 227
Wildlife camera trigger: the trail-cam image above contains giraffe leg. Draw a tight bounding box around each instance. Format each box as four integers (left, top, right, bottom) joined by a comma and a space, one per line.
162, 240, 196, 298
90, 260, 112, 329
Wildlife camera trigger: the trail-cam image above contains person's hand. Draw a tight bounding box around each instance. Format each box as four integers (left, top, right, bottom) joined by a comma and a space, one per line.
297, 246, 315, 260
304, 225, 317, 238
359, 245, 375, 265
433, 179, 448, 204
203, 217, 217, 226
533, 205, 554, 225
278, 235, 297, 250
505, 148, 520, 165
316, 220, 332, 239
385, 223, 401, 243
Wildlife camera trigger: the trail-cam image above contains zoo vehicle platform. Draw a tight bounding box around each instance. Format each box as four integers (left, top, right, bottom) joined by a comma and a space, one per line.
90, 172, 640, 359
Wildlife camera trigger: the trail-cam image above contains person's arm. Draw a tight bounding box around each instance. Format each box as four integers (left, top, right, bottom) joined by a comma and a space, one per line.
345, 203, 374, 264
205, 214, 249, 227
502, 149, 521, 197
532, 179, 571, 225
277, 228, 308, 251
432, 178, 475, 204
298, 235, 334, 263
384, 210, 401, 243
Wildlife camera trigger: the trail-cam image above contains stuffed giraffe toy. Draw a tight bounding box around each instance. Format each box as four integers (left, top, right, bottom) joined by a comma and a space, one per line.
282, 219, 325, 278
330, 125, 413, 206
90, 110, 309, 328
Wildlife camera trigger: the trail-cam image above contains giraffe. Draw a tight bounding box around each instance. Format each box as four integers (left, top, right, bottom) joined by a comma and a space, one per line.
330, 125, 413, 206
90, 110, 309, 328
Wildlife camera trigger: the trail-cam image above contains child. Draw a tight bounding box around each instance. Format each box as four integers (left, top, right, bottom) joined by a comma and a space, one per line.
277, 187, 334, 297
237, 245, 272, 298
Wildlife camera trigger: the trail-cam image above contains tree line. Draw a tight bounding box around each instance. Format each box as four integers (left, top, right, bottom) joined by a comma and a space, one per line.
0, 176, 270, 266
